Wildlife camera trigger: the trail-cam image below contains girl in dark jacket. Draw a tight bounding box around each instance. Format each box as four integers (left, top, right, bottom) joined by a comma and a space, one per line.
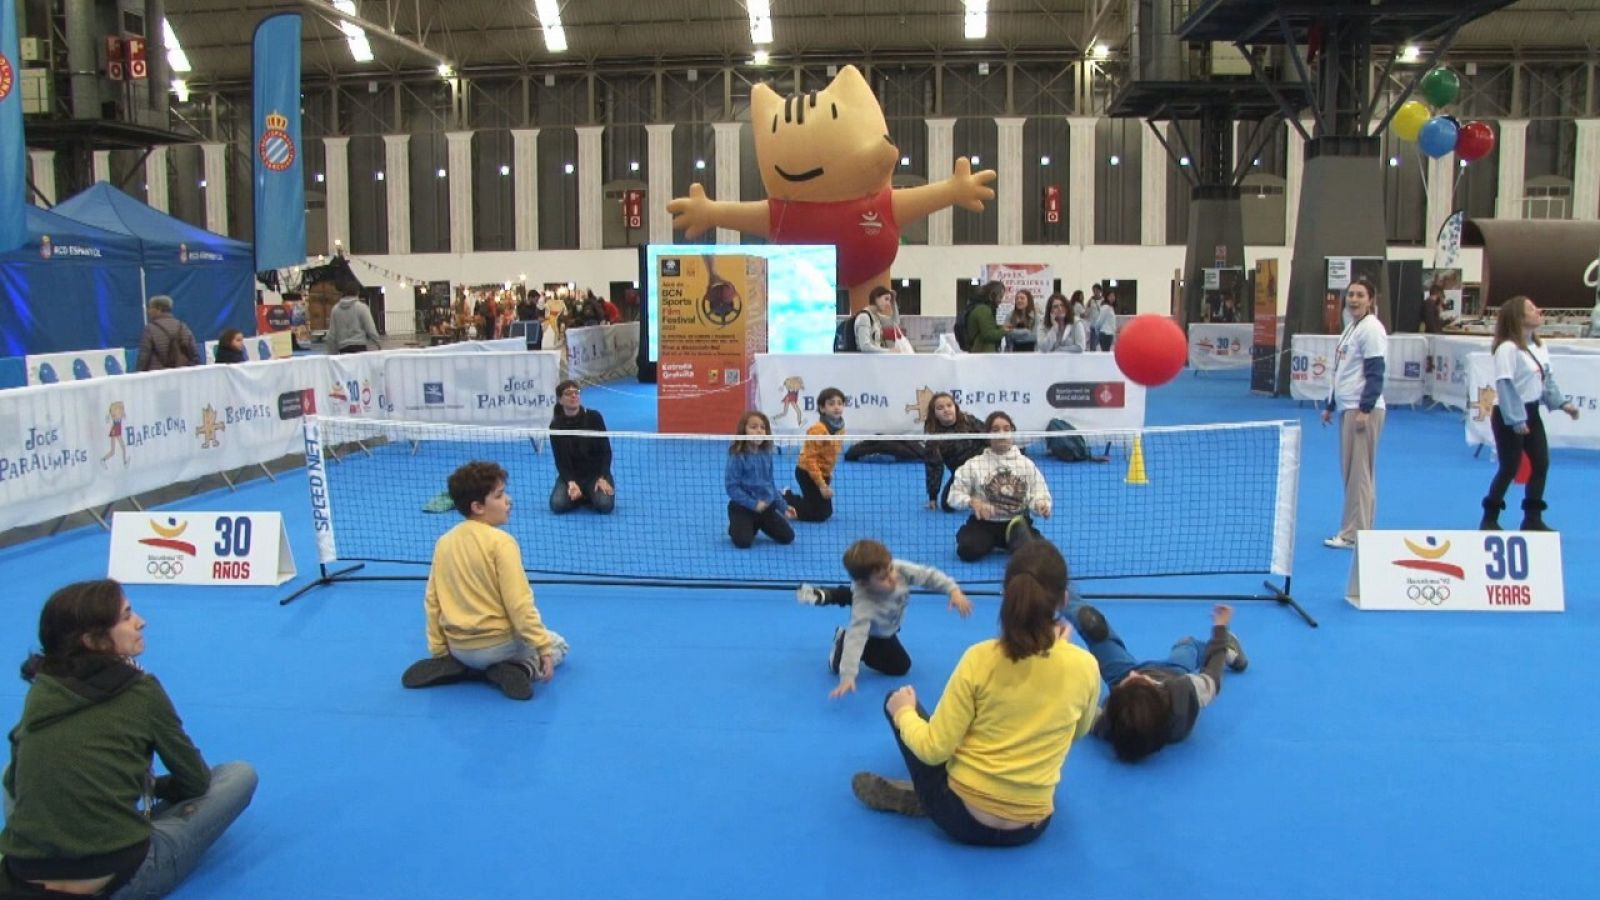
922, 392, 986, 512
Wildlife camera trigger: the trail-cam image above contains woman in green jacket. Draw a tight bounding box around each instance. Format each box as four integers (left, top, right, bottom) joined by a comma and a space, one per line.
1, 580, 256, 897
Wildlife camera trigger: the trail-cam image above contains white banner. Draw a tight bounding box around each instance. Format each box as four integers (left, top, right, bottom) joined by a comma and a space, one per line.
25, 348, 135, 385
108, 510, 296, 586
980, 263, 1053, 327
1464, 351, 1600, 449
1428, 335, 1600, 410
1287, 334, 1431, 406
753, 353, 1145, 435
385, 350, 562, 424
1188, 324, 1255, 371
564, 322, 639, 383
1347, 530, 1564, 612
202, 332, 293, 364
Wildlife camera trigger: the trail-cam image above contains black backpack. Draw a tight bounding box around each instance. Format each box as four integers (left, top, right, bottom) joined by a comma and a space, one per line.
1046, 418, 1096, 462
834, 311, 869, 352
953, 302, 973, 351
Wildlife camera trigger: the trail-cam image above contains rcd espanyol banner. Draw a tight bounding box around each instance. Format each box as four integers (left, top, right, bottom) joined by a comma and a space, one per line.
252, 13, 305, 271
0, 0, 27, 253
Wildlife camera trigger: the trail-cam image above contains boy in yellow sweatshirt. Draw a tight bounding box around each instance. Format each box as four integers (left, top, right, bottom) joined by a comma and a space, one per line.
400, 461, 569, 700
783, 387, 845, 522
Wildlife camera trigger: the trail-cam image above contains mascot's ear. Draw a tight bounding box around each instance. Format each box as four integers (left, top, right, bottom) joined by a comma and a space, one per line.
752, 82, 783, 135
830, 65, 874, 103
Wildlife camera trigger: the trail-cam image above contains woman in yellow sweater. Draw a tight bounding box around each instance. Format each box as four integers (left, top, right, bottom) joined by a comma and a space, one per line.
851, 538, 1100, 845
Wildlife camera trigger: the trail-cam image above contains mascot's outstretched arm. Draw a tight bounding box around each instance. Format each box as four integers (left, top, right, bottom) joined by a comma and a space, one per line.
892, 157, 997, 225
667, 184, 772, 240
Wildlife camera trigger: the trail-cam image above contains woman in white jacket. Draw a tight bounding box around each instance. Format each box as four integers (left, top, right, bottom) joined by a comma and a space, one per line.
1038, 294, 1086, 353
854, 286, 912, 354
947, 412, 1052, 561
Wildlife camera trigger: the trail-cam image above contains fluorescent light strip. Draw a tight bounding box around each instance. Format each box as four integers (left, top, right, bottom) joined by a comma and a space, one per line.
963, 0, 987, 40
332, 0, 374, 63
748, 0, 773, 45
163, 19, 192, 73
534, 0, 568, 53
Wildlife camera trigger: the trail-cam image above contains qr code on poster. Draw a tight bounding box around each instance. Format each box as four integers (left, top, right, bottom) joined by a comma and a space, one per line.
724, 369, 741, 385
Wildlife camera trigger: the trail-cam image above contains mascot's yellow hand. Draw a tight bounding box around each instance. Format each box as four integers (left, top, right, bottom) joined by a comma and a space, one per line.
667, 183, 716, 238
951, 157, 998, 212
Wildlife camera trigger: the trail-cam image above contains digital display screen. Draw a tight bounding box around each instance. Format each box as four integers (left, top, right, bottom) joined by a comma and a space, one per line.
644, 244, 838, 361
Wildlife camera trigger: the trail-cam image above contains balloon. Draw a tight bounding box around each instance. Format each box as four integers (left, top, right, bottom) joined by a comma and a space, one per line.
1455, 120, 1496, 163
1419, 67, 1460, 108
1418, 116, 1459, 159
1392, 100, 1431, 142
1113, 315, 1187, 387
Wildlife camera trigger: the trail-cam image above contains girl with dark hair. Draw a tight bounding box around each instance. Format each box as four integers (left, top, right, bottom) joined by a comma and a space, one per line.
725, 411, 797, 548
213, 329, 247, 364
1038, 293, 1086, 353
1320, 276, 1388, 549
921, 392, 985, 511
1479, 296, 1580, 530
0, 580, 256, 898
548, 380, 616, 514
855, 286, 909, 353
1004, 289, 1039, 352
946, 411, 1052, 561
962, 281, 1007, 353
850, 538, 1100, 846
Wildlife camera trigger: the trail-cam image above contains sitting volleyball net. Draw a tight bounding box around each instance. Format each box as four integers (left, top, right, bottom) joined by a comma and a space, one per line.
291, 416, 1309, 625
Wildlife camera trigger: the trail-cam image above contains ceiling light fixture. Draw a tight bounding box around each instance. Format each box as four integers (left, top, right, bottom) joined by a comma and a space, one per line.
963, 0, 987, 40
748, 0, 774, 45
163, 19, 192, 73
331, 1, 374, 63
534, 0, 568, 53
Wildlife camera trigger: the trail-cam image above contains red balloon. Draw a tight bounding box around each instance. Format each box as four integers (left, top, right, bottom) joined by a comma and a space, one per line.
1456, 121, 1496, 163
1113, 315, 1187, 387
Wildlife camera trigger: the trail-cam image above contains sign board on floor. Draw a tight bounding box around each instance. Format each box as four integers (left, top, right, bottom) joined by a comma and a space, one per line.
1345, 530, 1564, 612
109, 511, 297, 586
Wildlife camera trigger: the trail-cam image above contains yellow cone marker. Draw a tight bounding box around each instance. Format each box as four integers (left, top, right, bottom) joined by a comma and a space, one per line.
1126, 435, 1148, 485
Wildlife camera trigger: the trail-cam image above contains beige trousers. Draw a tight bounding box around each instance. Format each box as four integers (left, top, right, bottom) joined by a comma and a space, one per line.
1337, 407, 1386, 541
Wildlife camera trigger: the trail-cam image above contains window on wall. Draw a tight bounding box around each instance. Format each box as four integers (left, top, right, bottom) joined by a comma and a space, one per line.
474, 130, 515, 251
671, 123, 715, 244
1166, 121, 1196, 245
888, 117, 928, 244
1382, 129, 1426, 244
1239, 173, 1286, 245
952, 118, 998, 244
736, 121, 766, 246
1095, 118, 1142, 245
1023, 118, 1069, 245
348, 136, 388, 254
1453, 140, 1500, 222
605, 123, 647, 248
1524, 177, 1573, 220
1524, 120, 1575, 212
301, 138, 328, 255
409, 133, 450, 253
168, 145, 205, 229
539, 128, 580, 250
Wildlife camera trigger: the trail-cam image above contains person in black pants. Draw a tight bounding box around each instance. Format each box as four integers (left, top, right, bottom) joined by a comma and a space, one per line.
1479, 297, 1580, 531
921, 392, 985, 512
946, 411, 1053, 561
548, 380, 616, 514
725, 411, 797, 548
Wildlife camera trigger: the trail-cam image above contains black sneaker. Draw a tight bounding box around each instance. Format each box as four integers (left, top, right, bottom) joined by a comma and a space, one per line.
1074, 605, 1110, 643
1224, 633, 1249, 673
486, 660, 536, 700
401, 656, 470, 689
851, 772, 925, 817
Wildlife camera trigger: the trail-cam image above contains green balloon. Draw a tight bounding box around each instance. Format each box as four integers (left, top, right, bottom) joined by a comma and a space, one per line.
1419, 67, 1460, 108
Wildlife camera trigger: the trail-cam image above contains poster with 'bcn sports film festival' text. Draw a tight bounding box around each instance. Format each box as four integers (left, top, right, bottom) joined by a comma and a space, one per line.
656, 254, 769, 434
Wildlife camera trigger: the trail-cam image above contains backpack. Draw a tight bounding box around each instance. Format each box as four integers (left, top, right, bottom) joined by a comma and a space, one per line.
953, 302, 973, 351
834, 311, 869, 352
1045, 418, 1094, 462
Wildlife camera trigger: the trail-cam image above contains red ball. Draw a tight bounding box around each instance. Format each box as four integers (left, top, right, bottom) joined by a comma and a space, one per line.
1113, 315, 1187, 387
1455, 120, 1496, 164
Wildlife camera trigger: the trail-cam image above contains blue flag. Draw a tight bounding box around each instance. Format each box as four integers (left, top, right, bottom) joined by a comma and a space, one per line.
252, 13, 305, 271
0, 0, 26, 253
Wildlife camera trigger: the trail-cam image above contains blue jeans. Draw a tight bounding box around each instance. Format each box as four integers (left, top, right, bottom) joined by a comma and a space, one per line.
449, 632, 570, 672
113, 761, 258, 899
1065, 589, 1203, 687
883, 698, 1051, 847
549, 476, 615, 514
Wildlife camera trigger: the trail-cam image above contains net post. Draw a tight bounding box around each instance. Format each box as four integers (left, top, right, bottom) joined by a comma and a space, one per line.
278, 561, 368, 606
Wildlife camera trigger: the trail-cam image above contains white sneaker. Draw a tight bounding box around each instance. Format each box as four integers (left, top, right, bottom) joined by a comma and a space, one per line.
1323, 535, 1355, 549
796, 583, 826, 605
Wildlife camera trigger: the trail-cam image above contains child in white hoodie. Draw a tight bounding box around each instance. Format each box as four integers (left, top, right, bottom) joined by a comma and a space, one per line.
947, 411, 1052, 561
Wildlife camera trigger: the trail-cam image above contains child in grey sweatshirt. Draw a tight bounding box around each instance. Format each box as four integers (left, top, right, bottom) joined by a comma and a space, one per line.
797, 539, 971, 699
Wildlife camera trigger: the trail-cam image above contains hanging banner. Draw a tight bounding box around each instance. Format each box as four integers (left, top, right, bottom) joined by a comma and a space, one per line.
1433, 210, 1465, 268
656, 254, 769, 434
1251, 259, 1280, 394
0, 0, 26, 253
251, 13, 306, 272
1043, 185, 1062, 224
979, 263, 1054, 328
565, 322, 640, 383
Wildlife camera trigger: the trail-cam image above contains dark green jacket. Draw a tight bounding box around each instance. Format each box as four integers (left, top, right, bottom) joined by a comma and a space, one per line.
965, 302, 1005, 353
0, 658, 210, 863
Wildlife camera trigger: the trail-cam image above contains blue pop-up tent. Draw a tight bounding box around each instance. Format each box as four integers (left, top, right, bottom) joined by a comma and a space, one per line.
0, 204, 146, 355
52, 183, 255, 341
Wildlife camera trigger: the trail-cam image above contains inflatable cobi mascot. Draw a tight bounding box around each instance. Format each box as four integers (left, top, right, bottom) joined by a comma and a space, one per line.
667, 65, 997, 312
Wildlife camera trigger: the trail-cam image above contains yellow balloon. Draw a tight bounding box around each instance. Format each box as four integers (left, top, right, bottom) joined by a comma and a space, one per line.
1393, 100, 1432, 142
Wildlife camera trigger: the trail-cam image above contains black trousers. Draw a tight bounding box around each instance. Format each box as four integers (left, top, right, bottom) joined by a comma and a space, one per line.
845, 440, 925, 462
1098, 333, 1114, 352
727, 501, 795, 548
783, 466, 833, 523
1487, 403, 1550, 508
832, 629, 912, 677
338, 344, 367, 354
956, 514, 1037, 562
883, 698, 1051, 847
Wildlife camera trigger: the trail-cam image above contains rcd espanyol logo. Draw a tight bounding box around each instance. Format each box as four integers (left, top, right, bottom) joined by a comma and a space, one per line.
0, 52, 14, 103
258, 110, 296, 172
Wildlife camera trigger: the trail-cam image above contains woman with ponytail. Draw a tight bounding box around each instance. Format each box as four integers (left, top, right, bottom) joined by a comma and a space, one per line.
1, 580, 256, 897
849, 539, 1100, 846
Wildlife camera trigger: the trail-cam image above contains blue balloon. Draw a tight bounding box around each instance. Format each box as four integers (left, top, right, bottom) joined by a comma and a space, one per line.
1418, 116, 1459, 159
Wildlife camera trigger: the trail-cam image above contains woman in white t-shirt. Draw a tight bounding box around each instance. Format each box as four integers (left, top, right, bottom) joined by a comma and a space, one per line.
1319, 277, 1387, 549
1479, 296, 1581, 531
1094, 293, 1119, 351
